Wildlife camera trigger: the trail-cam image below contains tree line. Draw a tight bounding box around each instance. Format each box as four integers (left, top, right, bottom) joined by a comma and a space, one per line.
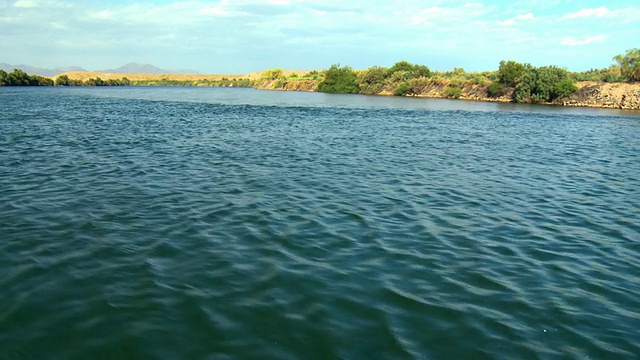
3, 48, 638, 102
0, 70, 133, 87
315, 48, 640, 103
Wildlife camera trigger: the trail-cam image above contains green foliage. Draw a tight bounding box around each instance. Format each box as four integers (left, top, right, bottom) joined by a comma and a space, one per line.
357, 66, 387, 94
85, 77, 106, 86
393, 82, 412, 96
613, 48, 640, 82
7, 69, 30, 85
570, 66, 625, 82
514, 66, 576, 103
498, 60, 527, 86
55, 75, 70, 86
444, 86, 462, 99
262, 68, 285, 80
387, 61, 431, 79
303, 70, 322, 81
0, 69, 53, 86
487, 82, 506, 97
317, 64, 359, 94
553, 78, 577, 99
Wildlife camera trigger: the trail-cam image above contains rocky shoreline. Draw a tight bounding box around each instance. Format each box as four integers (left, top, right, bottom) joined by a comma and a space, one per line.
53, 70, 640, 111
256, 78, 640, 111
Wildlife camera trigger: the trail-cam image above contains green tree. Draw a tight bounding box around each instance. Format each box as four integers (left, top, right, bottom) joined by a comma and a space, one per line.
55, 75, 70, 86
498, 60, 526, 86
514, 66, 576, 103
613, 48, 640, 82
262, 68, 284, 80
0, 69, 8, 86
387, 61, 431, 79
7, 69, 30, 86
317, 64, 359, 94
357, 66, 387, 94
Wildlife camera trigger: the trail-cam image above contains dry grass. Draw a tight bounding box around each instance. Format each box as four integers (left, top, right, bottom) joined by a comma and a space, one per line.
54, 69, 314, 81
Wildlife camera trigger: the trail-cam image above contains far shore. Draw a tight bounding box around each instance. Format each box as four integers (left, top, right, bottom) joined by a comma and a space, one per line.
49, 69, 639, 111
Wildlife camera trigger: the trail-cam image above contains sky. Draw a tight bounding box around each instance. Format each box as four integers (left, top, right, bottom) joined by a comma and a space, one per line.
0, 0, 638, 74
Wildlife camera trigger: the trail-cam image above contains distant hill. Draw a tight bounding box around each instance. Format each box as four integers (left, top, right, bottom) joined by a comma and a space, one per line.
0, 63, 87, 77
98, 62, 200, 74
1, 62, 200, 76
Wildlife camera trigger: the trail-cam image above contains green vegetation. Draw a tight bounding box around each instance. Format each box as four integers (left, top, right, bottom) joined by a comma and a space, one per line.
386, 61, 431, 79
487, 82, 506, 97
444, 84, 462, 99
2, 48, 636, 107
262, 68, 285, 80
613, 48, 640, 82
512, 65, 576, 103
358, 66, 387, 95
317, 64, 359, 94
0, 69, 53, 86
498, 60, 526, 87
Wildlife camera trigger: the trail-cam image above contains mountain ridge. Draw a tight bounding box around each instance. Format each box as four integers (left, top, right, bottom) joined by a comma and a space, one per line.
0, 62, 200, 76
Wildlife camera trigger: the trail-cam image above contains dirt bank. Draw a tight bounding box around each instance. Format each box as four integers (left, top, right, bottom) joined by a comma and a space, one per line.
54, 71, 640, 110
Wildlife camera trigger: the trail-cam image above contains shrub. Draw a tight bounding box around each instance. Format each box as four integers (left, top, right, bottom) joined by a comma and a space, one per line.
387, 61, 431, 79
514, 66, 577, 103
487, 82, 506, 97
317, 64, 360, 94
553, 78, 577, 99
357, 66, 387, 94
498, 60, 526, 86
444, 86, 462, 99
394, 82, 412, 96
262, 68, 284, 80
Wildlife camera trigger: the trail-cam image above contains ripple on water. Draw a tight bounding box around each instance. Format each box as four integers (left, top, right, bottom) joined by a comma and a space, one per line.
0, 87, 639, 359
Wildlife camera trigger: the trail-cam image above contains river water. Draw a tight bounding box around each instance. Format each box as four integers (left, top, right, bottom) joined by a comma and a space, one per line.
1, 87, 639, 359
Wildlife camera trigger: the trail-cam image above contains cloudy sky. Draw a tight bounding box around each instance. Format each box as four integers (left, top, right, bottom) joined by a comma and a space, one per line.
1, 0, 638, 73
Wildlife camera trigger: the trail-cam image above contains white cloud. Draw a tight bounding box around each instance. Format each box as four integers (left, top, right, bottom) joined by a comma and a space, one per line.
198, 6, 231, 16
563, 7, 610, 19
498, 13, 534, 26
14, 0, 37, 8
409, 2, 485, 26
560, 35, 606, 46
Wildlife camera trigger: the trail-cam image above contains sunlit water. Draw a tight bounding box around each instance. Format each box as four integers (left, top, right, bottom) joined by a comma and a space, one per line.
1, 87, 639, 359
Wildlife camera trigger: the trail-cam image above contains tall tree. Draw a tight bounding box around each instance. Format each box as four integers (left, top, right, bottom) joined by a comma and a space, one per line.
613, 48, 640, 82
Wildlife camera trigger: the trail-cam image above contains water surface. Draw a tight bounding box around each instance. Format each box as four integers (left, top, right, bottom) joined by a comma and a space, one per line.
1, 87, 639, 359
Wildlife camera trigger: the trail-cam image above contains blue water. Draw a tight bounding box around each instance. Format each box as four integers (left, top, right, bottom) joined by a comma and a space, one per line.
1, 87, 639, 359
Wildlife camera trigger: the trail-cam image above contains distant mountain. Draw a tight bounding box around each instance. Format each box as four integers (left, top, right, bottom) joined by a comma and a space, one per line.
99, 62, 200, 74
0, 63, 87, 77
0, 62, 200, 76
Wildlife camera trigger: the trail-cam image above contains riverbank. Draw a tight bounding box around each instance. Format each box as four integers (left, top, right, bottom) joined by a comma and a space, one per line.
51, 70, 640, 110
253, 75, 640, 110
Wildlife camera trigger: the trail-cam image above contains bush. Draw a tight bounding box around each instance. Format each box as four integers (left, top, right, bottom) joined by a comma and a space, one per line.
357, 66, 387, 94
317, 64, 360, 94
394, 82, 412, 96
262, 68, 284, 80
498, 60, 526, 86
55, 75, 70, 86
387, 61, 431, 79
487, 82, 506, 97
444, 86, 462, 99
514, 66, 577, 103
553, 78, 577, 99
